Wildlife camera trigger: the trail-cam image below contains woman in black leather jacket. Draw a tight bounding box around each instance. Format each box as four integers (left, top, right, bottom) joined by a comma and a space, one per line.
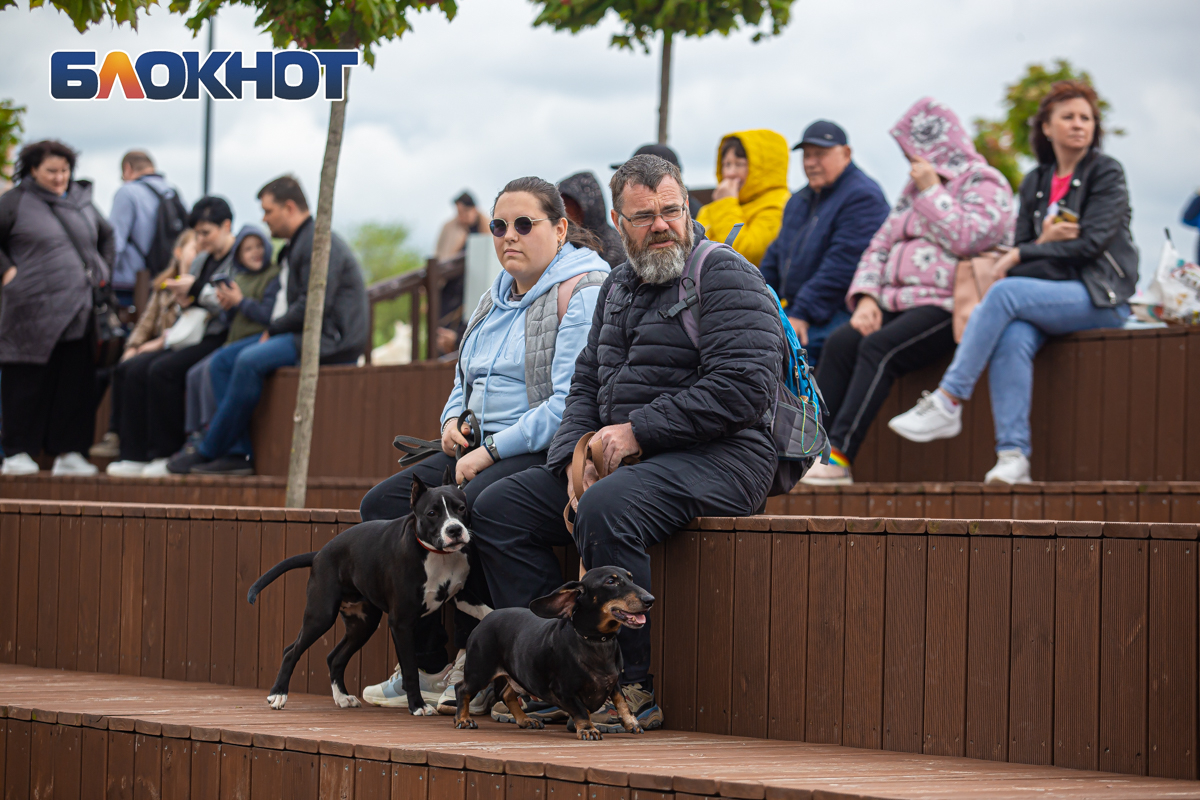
888, 80, 1136, 484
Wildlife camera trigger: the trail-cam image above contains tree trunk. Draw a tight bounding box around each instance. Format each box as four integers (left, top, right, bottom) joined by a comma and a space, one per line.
657, 29, 672, 145
284, 70, 351, 509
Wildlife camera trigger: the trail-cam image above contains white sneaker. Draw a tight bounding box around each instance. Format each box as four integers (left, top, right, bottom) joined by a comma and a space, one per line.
1, 452, 39, 476
51, 452, 98, 476
106, 460, 149, 477
141, 458, 171, 477
985, 449, 1032, 484
888, 390, 962, 443
434, 649, 494, 715
800, 461, 853, 486
362, 661, 451, 708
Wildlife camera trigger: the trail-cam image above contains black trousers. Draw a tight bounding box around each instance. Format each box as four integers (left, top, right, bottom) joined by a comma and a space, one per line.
117, 334, 224, 461
360, 450, 544, 673
470, 440, 771, 685
1, 334, 96, 458
816, 306, 955, 462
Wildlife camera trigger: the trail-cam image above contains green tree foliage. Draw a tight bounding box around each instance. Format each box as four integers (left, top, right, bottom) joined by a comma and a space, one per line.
0, 0, 155, 31
351, 221, 424, 348
0, 99, 25, 181
973, 60, 1119, 190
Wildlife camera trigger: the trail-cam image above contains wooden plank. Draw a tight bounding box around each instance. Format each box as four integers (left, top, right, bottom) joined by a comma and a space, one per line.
97, 517, 125, 674
545, 780, 583, 800
922, 536, 968, 757
428, 767, 465, 800
1073, 339, 1104, 481
0, 510, 20, 663
80, 727, 107, 800
1045, 339, 1078, 480
107, 730, 136, 800
1148, 539, 1198, 779
1188, 330, 1200, 481
767, 534, 808, 741
220, 744, 251, 800
258, 522, 286, 691
190, 741, 221, 800
965, 537, 1011, 762
233, 521, 262, 689
391, 764, 428, 800
695, 531, 734, 735
35, 515, 59, 669
355, 759, 391, 800
209, 519, 238, 686
320, 755, 355, 800
883, 535, 927, 753
660, 531, 699, 731
1100, 337, 1132, 480
163, 518, 190, 682
1054, 538, 1101, 770
186, 519, 215, 683
140, 517, 167, 680
16, 511, 39, 666
134, 733, 162, 800
283, 520, 313, 691
842, 533, 885, 750
1155, 335, 1187, 480
466, 772, 505, 800
1127, 335, 1159, 481
162, 738, 192, 799
29, 721, 53, 800
649, 544, 665, 695
281, 749, 318, 800
506, 775, 545, 800
55, 723, 83, 800
1099, 538, 1148, 776
730, 532, 771, 739
5, 719, 30, 800
307, 522, 339, 696
56, 514, 81, 672
1008, 537, 1056, 765
119, 517, 145, 677
805, 533, 845, 744
251, 746, 282, 799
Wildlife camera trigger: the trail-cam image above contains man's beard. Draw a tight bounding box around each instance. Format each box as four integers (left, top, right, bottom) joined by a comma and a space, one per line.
620, 219, 694, 284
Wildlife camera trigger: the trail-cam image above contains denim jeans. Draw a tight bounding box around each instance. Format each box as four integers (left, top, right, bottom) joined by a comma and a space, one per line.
800, 308, 852, 369
199, 334, 298, 460
939, 278, 1125, 457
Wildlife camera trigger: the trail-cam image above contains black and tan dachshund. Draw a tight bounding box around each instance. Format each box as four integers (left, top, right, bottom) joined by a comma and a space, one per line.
452, 566, 654, 740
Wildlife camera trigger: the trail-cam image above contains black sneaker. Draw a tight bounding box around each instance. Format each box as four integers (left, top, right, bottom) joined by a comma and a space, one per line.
191, 454, 254, 476
166, 448, 210, 475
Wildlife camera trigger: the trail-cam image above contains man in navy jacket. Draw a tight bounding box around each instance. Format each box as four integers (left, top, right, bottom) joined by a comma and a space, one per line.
759, 121, 889, 365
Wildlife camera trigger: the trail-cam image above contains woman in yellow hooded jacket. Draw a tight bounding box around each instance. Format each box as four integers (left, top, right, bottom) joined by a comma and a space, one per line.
695, 129, 791, 266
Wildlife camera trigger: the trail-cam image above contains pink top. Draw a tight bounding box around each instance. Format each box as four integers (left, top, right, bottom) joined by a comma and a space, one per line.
1049, 172, 1073, 207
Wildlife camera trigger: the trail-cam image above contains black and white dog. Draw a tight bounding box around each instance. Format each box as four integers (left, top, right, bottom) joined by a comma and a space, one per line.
247, 467, 489, 714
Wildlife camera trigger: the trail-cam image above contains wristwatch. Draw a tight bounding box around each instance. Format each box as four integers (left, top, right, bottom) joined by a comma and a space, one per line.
483, 435, 500, 462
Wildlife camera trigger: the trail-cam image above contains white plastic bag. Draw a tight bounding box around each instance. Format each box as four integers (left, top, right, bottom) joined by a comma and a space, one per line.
1131, 232, 1200, 324
164, 306, 210, 349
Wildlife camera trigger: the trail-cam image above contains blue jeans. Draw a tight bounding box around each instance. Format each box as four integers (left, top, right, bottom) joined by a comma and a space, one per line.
801, 308, 852, 368
199, 335, 298, 460
939, 278, 1125, 457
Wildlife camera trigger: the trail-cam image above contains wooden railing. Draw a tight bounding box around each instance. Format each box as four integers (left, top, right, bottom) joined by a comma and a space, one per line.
365, 257, 464, 363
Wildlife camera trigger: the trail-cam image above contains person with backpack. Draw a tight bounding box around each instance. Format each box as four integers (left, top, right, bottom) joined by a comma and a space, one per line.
466, 155, 786, 733
108, 150, 188, 307
0, 140, 113, 476
355, 176, 609, 717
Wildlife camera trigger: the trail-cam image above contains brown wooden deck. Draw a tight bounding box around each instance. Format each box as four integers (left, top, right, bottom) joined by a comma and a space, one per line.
3, 665, 1199, 800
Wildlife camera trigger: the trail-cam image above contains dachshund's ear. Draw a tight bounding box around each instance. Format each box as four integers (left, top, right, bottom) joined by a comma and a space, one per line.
529, 582, 584, 619
443, 465, 457, 486
410, 474, 429, 508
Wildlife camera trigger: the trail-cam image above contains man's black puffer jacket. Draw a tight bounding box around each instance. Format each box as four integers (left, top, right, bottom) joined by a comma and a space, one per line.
547, 224, 781, 485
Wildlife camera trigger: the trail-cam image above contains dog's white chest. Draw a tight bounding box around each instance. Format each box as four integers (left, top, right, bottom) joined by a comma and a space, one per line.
422, 551, 468, 615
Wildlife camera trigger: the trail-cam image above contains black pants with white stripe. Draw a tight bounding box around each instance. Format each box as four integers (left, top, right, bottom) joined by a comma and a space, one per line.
816, 306, 955, 462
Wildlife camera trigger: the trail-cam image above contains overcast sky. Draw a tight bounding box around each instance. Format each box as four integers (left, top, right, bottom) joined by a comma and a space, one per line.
1, 0, 1197, 273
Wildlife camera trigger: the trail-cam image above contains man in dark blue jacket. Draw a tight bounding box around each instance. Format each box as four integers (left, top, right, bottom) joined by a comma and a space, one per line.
759, 121, 890, 365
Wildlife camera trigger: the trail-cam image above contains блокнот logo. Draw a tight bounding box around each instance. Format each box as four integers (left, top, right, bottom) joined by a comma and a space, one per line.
49, 50, 360, 101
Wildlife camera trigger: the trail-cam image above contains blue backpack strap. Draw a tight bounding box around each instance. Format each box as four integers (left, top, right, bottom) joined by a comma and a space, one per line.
724, 223, 744, 247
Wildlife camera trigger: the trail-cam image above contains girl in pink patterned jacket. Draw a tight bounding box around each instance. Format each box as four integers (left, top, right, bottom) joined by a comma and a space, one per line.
804, 98, 1014, 485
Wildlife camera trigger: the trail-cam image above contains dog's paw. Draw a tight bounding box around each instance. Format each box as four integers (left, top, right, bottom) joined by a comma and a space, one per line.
267, 694, 288, 710
454, 718, 478, 730
331, 683, 361, 708
411, 704, 438, 717
518, 718, 545, 730
625, 722, 644, 735
576, 726, 603, 741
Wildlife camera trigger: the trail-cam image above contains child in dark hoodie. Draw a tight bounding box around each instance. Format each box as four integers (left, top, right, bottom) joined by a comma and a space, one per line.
175, 226, 280, 461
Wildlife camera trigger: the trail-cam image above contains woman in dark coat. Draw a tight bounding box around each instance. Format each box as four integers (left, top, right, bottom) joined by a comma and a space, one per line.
0, 140, 112, 476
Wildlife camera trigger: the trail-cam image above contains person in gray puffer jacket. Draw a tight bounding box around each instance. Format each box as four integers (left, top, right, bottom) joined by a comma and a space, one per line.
558, 171, 626, 269
0, 140, 113, 477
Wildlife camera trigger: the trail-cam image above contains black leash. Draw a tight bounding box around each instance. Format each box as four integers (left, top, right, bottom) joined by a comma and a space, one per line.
392, 410, 481, 488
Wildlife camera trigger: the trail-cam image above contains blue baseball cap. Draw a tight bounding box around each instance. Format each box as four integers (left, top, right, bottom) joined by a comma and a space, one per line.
793, 120, 848, 150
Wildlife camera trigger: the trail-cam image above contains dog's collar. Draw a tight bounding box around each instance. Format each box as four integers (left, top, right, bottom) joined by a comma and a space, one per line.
576, 630, 617, 643
416, 537, 457, 556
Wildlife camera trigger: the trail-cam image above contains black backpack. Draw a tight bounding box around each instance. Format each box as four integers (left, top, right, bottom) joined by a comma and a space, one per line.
130, 177, 189, 275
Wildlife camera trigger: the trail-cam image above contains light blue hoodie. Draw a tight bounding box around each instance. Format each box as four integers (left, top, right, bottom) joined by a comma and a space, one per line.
440, 243, 609, 459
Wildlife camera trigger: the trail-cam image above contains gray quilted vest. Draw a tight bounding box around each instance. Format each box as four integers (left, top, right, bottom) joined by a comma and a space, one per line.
459, 270, 608, 411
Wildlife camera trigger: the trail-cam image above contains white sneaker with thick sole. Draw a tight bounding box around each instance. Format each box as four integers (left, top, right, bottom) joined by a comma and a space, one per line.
107, 460, 149, 477
888, 390, 962, 443
52, 452, 98, 476
800, 462, 853, 486
362, 661, 451, 708
141, 458, 171, 477
435, 649, 495, 715
1, 452, 39, 476
985, 450, 1032, 484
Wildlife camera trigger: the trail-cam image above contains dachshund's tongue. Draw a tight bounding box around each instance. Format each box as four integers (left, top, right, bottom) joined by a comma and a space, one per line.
631, 614, 646, 626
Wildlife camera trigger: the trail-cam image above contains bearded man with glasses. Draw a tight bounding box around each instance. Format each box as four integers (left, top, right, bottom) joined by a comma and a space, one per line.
468, 155, 784, 733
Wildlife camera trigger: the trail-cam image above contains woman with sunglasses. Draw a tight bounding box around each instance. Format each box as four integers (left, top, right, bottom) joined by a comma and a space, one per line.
357, 176, 609, 715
